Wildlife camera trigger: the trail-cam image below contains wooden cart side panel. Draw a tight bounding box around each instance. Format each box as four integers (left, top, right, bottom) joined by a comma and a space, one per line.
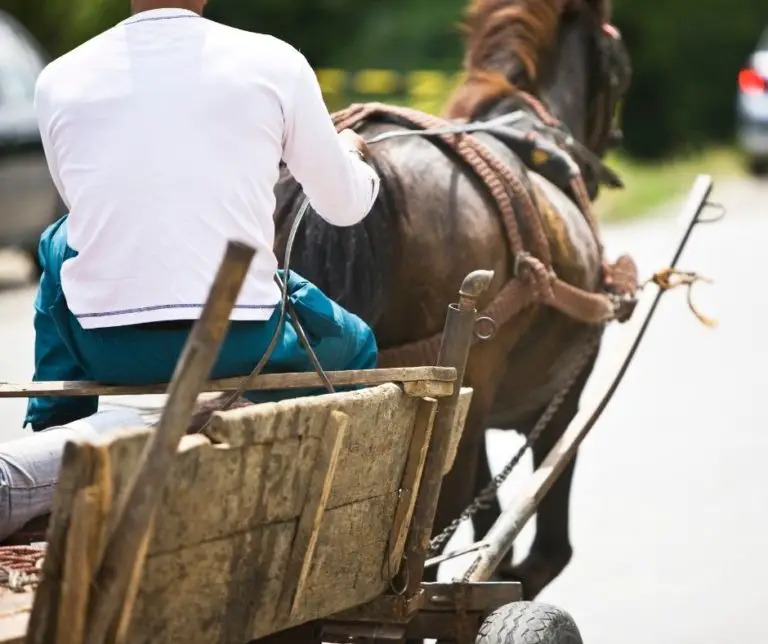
133, 384, 421, 641
206, 383, 422, 509
443, 387, 474, 475
30, 383, 424, 644
383, 397, 437, 579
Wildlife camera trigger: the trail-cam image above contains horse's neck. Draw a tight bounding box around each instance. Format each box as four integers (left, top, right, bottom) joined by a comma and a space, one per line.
537, 16, 593, 143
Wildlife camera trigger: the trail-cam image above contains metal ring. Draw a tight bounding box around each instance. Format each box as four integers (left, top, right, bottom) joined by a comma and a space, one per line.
474, 316, 497, 341
698, 200, 726, 224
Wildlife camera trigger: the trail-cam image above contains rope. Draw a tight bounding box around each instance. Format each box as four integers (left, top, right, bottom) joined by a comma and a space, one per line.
0, 545, 45, 592
329, 101, 639, 367
643, 268, 717, 328
192, 198, 337, 431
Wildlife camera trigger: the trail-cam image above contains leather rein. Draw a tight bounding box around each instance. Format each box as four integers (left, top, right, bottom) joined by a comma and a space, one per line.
326, 98, 639, 367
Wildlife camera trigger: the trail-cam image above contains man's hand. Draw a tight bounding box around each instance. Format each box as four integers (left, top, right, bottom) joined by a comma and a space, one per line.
338, 128, 371, 160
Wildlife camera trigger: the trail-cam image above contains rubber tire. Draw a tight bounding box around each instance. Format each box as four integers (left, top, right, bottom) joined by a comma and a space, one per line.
475, 602, 583, 644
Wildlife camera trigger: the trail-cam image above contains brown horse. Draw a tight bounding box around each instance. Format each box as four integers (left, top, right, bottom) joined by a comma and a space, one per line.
271, 0, 634, 600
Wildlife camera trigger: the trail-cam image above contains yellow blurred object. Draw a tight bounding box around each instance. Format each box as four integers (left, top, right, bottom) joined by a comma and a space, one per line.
353, 69, 399, 95
407, 70, 447, 98
316, 69, 346, 96
316, 68, 463, 115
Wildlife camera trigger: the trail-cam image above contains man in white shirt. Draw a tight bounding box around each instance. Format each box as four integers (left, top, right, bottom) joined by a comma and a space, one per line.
24, 0, 381, 430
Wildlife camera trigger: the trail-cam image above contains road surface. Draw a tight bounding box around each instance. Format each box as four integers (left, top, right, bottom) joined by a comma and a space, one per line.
1, 175, 766, 643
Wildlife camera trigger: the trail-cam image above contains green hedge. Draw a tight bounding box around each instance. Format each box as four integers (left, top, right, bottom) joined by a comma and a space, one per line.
4, 0, 767, 159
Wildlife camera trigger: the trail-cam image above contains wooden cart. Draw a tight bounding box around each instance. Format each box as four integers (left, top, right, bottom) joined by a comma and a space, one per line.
0, 248, 537, 644
0, 175, 718, 644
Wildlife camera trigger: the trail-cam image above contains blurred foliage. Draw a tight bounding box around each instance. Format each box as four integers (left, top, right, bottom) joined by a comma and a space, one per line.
612, 0, 768, 158
2, 0, 767, 159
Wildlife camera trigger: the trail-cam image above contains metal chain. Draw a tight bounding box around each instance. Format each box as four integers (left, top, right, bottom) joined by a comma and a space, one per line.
427, 326, 603, 558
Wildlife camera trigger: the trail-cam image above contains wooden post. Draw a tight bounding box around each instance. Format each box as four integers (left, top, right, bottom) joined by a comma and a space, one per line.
400, 270, 494, 592
83, 241, 255, 644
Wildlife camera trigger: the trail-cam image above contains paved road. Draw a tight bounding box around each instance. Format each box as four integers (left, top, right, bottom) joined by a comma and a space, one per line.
1, 175, 766, 642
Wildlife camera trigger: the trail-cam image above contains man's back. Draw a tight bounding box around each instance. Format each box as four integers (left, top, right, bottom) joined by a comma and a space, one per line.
35, 8, 379, 328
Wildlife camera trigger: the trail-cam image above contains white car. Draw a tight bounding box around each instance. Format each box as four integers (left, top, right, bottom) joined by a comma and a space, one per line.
0, 11, 62, 274
737, 27, 768, 175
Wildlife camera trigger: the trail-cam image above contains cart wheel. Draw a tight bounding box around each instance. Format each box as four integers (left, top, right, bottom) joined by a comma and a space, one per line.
475, 601, 582, 644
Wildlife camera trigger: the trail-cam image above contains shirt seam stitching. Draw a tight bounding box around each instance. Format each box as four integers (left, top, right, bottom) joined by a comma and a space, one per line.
74, 303, 278, 319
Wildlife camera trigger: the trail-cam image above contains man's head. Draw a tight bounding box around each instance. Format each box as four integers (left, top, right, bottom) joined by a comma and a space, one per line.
131, 0, 208, 15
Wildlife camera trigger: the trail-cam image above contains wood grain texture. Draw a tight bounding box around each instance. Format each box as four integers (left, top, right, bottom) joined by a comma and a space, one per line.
443, 387, 474, 475
277, 410, 349, 621
0, 367, 456, 398
6, 383, 429, 644
2, 382, 448, 644
384, 397, 437, 579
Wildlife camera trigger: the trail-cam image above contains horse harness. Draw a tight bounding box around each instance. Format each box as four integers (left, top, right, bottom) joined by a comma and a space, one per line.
330, 99, 640, 368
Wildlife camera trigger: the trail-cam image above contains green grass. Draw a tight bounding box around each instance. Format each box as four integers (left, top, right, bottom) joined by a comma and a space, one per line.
594, 146, 742, 224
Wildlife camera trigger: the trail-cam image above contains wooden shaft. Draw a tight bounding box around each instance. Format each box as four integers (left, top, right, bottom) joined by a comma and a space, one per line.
401, 270, 494, 591
83, 241, 255, 644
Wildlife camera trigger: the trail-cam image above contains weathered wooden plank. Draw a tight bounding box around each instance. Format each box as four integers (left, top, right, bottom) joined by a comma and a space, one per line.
110, 511, 156, 644
87, 238, 254, 644
119, 493, 399, 644
25, 440, 99, 644
14, 383, 419, 643
443, 387, 474, 475
207, 383, 420, 510
56, 485, 103, 644
402, 379, 454, 398
269, 494, 398, 635
0, 367, 456, 398
277, 410, 348, 621
127, 518, 295, 644
6, 383, 424, 644
384, 397, 437, 579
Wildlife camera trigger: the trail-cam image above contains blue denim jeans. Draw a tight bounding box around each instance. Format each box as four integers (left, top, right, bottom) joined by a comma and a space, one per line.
1, 409, 147, 542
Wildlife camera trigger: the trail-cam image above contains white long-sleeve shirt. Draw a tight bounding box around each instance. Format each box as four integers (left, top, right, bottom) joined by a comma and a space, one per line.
33, 7, 379, 328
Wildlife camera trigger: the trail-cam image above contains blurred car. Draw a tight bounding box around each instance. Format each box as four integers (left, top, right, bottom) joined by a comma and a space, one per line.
737, 27, 768, 176
0, 10, 62, 272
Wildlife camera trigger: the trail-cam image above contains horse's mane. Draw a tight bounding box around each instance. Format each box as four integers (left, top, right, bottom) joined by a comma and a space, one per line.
273, 153, 401, 326
445, 0, 608, 120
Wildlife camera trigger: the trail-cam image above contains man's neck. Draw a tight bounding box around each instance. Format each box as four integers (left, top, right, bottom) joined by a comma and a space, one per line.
130, 1, 202, 16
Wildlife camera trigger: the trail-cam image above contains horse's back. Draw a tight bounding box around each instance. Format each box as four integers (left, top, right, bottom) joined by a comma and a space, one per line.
359, 121, 511, 349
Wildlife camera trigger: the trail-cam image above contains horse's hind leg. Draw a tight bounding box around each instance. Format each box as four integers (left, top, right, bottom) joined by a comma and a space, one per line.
497, 350, 599, 599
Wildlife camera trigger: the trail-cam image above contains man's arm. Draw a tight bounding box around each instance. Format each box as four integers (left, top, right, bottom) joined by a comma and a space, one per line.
281, 55, 380, 227
34, 74, 70, 211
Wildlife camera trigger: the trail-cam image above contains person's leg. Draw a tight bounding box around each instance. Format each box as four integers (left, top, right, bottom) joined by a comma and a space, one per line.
62, 272, 377, 404
24, 217, 99, 431
0, 408, 147, 542
237, 271, 378, 403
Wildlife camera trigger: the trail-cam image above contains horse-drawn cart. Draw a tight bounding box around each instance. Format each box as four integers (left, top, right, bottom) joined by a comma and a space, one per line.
0, 175, 718, 643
